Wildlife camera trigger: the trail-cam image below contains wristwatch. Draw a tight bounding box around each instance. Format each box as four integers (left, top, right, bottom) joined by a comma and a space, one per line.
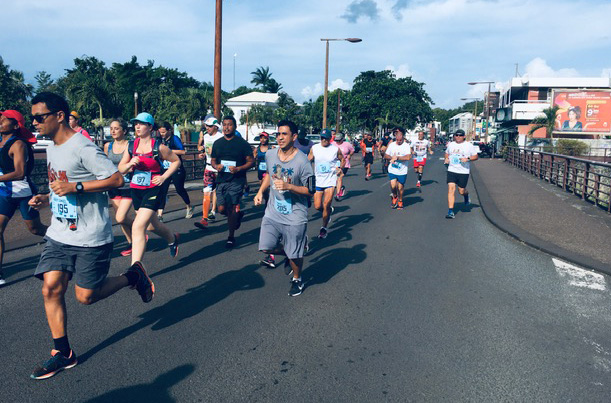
75, 182, 84, 193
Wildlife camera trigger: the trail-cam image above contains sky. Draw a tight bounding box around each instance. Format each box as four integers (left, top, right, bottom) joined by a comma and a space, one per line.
3, 0, 611, 109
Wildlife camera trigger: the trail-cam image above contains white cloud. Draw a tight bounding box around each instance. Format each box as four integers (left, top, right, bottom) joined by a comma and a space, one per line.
301, 83, 323, 100
329, 79, 352, 91
523, 57, 580, 78
385, 64, 412, 79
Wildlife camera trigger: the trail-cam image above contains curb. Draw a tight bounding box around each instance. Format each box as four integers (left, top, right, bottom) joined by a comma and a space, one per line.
471, 164, 611, 277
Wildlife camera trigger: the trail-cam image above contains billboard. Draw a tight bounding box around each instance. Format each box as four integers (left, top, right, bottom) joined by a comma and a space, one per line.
552, 90, 611, 135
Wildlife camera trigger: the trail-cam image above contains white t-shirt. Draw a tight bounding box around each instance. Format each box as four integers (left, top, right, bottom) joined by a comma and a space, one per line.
386, 141, 411, 176
446, 141, 479, 174
312, 143, 340, 188
203, 133, 224, 172
412, 139, 430, 161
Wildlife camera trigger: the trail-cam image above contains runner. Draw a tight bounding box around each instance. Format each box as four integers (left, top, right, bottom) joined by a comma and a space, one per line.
332, 132, 354, 201
68, 111, 92, 141
253, 131, 274, 203
195, 116, 223, 229
28, 92, 153, 380
156, 121, 193, 220
412, 130, 433, 189
384, 127, 412, 210
308, 128, 344, 239
360, 132, 376, 180
0, 110, 47, 285
294, 128, 314, 155
255, 120, 314, 296
378, 131, 392, 174
444, 129, 479, 219
209, 115, 254, 248
118, 112, 181, 267
103, 118, 134, 257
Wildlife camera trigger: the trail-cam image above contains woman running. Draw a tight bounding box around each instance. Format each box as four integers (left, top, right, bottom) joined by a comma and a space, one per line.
103, 118, 135, 256
253, 132, 274, 203
118, 113, 181, 270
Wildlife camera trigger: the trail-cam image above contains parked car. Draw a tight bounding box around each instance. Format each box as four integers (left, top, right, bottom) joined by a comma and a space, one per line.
306, 134, 321, 144
248, 134, 277, 147
32, 132, 53, 151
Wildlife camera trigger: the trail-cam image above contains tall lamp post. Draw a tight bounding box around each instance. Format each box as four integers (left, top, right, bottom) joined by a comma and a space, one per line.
233, 53, 237, 92
320, 38, 362, 130
213, 0, 222, 119
461, 97, 480, 141
468, 81, 494, 142
134, 91, 138, 117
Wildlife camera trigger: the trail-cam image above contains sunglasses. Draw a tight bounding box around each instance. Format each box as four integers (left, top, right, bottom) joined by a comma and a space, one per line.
455, 134, 465, 137
31, 111, 58, 123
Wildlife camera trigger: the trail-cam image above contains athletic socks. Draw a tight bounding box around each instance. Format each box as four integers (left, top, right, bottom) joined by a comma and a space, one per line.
53, 336, 71, 358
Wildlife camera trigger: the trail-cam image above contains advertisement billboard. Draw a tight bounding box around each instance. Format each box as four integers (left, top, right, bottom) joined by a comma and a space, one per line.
552, 90, 611, 135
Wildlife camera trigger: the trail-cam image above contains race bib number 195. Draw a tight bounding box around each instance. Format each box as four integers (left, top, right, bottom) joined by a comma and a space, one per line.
51, 192, 78, 219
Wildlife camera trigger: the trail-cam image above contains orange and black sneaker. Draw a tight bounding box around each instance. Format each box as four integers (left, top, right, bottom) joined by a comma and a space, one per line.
125, 261, 155, 303
397, 201, 404, 210
30, 349, 78, 380
391, 196, 398, 209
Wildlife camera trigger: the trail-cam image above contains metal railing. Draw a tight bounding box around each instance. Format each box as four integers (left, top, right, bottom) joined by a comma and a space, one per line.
504, 147, 611, 212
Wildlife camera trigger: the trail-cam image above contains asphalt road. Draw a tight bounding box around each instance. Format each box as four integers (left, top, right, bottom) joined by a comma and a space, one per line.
2, 152, 611, 402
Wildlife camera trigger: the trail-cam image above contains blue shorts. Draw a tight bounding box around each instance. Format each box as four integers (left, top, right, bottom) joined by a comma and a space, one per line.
316, 186, 334, 192
388, 173, 407, 185
0, 195, 39, 220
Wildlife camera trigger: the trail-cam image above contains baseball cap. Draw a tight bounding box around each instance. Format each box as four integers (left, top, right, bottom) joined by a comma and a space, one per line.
259, 131, 269, 138
454, 129, 466, 136
70, 111, 80, 120
0, 110, 36, 144
204, 115, 221, 128
131, 112, 155, 126
321, 128, 333, 139
335, 132, 345, 141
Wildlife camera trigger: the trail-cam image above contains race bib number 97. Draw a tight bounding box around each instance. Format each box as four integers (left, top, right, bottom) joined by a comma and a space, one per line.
132, 170, 152, 186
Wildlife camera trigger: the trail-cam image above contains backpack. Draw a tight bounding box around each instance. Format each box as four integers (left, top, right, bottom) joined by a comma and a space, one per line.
127, 137, 165, 173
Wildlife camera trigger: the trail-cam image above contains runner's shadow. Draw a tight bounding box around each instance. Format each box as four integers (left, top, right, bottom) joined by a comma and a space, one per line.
308, 213, 373, 251
420, 179, 438, 186
404, 196, 424, 207
338, 189, 371, 201
80, 264, 264, 363
83, 364, 195, 403
303, 244, 366, 287
1, 253, 40, 285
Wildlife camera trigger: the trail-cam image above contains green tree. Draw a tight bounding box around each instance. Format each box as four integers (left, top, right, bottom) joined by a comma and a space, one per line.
528, 105, 560, 140
250, 66, 282, 93
34, 71, 55, 94
0, 57, 32, 111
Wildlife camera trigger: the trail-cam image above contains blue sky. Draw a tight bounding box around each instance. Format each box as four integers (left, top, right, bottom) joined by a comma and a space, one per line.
3, 0, 611, 109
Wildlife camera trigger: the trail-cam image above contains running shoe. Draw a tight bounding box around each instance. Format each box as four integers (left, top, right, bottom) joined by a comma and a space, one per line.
225, 236, 236, 249
340, 186, 346, 197
318, 227, 328, 239
194, 218, 208, 229
30, 349, 78, 380
169, 233, 179, 258
126, 261, 155, 303
260, 254, 276, 268
391, 197, 398, 209
0, 274, 6, 286
243, 185, 250, 198
328, 206, 335, 226
235, 210, 245, 230
158, 215, 164, 222
416, 181, 421, 188
365, 176, 369, 181
283, 258, 293, 276
120, 247, 132, 257
185, 206, 194, 219
288, 279, 304, 297
208, 211, 216, 221
446, 210, 456, 219
397, 201, 404, 210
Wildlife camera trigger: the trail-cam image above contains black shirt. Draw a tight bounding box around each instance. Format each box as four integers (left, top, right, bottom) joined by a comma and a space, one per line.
363, 138, 375, 155
211, 135, 253, 185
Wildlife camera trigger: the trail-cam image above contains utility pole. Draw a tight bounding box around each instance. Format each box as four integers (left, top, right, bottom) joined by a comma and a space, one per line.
336, 90, 341, 133
213, 0, 222, 120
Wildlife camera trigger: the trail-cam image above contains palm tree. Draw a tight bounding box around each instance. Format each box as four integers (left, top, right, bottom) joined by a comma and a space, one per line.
264, 78, 282, 93
250, 66, 272, 88
528, 105, 560, 140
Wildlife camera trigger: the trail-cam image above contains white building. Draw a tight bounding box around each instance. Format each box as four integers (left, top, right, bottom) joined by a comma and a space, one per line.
449, 112, 474, 135
225, 92, 279, 141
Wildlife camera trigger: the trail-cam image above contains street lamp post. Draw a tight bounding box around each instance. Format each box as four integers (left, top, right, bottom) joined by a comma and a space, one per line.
213, 0, 222, 120
461, 97, 480, 141
468, 81, 494, 142
134, 91, 138, 117
321, 38, 362, 130
233, 53, 237, 92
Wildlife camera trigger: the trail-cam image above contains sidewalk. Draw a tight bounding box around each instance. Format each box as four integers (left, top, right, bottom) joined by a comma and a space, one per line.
471, 159, 611, 275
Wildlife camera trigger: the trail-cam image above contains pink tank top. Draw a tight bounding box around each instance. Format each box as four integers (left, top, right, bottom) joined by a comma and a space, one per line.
130, 137, 162, 190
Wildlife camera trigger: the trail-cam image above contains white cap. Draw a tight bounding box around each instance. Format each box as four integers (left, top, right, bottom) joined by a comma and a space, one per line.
204, 116, 221, 128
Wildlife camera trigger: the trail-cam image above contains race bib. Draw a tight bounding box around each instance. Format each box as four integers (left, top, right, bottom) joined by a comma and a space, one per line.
365, 147, 373, 153
258, 161, 267, 171
274, 196, 292, 215
392, 161, 402, 170
51, 191, 78, 219
162, 160, 171, 169
450, 155, 461, 165
221, 160, 236, 173
132, 170, 152, 186
416, 155, 425, 162
317, 162, 331, 174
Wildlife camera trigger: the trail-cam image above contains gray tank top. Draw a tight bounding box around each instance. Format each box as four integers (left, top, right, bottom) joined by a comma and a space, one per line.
108, 141, 130, 189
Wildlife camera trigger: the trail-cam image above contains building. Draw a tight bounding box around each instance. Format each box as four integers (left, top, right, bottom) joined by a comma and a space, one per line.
448, 112, 474, 137
493, 77, 611, 147
225, 92, 279, 141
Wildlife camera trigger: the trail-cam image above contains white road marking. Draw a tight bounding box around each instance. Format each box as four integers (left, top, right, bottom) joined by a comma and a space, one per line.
553, 258, 607, 291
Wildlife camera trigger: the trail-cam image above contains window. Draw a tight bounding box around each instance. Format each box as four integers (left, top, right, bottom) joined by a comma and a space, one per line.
240, 110, 246, 118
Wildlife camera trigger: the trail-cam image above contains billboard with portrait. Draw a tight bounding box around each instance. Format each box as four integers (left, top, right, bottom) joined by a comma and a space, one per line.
552, 90, 611, 135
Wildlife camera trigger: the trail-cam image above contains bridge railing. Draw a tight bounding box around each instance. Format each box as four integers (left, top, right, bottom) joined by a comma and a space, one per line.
504, 146, 611, 213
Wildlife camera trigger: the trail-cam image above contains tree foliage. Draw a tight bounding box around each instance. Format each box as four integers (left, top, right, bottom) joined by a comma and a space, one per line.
528, 105, 560, 139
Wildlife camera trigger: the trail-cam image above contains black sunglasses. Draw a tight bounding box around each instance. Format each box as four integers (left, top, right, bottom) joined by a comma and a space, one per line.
454, 133, 465, 137
31, 111, 58, 123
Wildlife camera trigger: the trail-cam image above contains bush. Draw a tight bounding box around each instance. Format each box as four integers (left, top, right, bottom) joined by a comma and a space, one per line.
555, 139, 590, 156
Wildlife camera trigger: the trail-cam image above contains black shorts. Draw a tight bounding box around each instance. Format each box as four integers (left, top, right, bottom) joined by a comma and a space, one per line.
131, 184, 170, 211
341, 167, 349, 175
217, 182, 244, 206
447, 171, 470, 189
108, 188, 132, 200
35, 237, 113, 290
364, 154, 373, 165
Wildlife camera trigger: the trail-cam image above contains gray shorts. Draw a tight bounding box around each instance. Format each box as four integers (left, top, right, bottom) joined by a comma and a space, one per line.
217, 182, 244, 206
34, 237, 113, 290
258, 216, 308, 259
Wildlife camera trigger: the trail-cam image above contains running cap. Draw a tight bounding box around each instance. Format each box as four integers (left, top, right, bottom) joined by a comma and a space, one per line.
131, 112, 155, 126
321, 128, 333, 139
204, 115, 221, 128
335, 132, 345, 141
70, 111, 80, 120
0, 110, 36, 143
454, 129, 466, 136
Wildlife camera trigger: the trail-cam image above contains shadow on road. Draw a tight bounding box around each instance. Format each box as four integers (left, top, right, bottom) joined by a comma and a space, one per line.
338, 189, 372, 201
83, 364, 195, 403
80, 264, 264, 363
2, 253, 40, 286
303, 243, 367, 288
